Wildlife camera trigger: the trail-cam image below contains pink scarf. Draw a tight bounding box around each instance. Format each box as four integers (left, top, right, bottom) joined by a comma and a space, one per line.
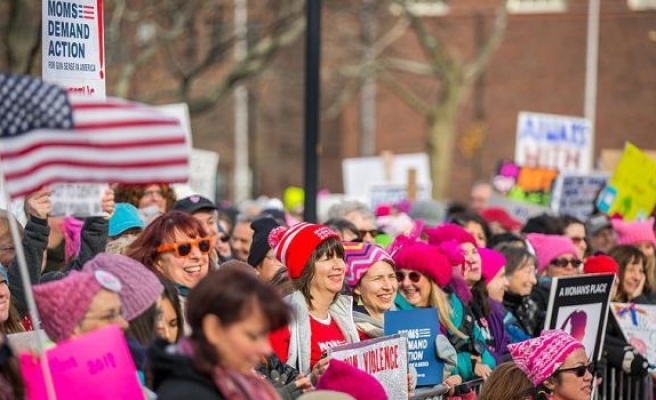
178, 337, 280, 400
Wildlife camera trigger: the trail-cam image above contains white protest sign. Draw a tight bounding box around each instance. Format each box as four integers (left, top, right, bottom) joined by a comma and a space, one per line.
328, 334, 409, 399
49, 183, 108, 217
611, 303, 656, 366
189, 149, 220, 202
550, 173, 609, 220
42, 0, 105, 97
370, 183, 431, 210
515, 112, 592, 173
7, 330, 49, 354
343, 153, 431, 203
487, 192, 551, 224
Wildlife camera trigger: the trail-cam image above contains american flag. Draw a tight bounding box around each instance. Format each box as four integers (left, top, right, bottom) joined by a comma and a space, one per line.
0, 73, 189, 199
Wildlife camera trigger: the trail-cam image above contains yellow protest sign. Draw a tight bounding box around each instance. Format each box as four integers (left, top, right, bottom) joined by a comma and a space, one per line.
597, 142, 656, 220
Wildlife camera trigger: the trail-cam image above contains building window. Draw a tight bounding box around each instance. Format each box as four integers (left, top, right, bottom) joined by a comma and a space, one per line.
628, 0, 656, 10
507, 0, 567, 13
390, 0, 448, 17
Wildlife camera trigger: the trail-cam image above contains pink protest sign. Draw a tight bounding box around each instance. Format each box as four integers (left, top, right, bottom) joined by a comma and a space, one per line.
20, 325, 143, 400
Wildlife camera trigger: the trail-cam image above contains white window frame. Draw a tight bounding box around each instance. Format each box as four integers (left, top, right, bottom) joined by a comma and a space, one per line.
627, 0, 656, 10
507, 0, 568, 14
389, 0, 449, 17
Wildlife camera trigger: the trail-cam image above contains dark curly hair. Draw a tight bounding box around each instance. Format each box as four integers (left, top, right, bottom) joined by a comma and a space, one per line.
113, 183, 177, 212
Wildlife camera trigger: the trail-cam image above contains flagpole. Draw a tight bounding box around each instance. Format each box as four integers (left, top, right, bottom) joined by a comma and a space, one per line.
0, 160, 57, 399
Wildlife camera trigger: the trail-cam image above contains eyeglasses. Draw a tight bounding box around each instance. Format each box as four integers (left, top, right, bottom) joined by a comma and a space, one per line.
218, 235, 230, 243
570, 237, 586, 244
551, 258, 583, 269
555, 363, 594, 378
157, 237, 214, 257
359, 229, 379, 238
396, 271, 422, 283
84, 309, 125, 323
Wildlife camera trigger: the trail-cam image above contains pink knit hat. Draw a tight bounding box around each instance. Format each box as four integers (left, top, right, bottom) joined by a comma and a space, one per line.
316, 359, 387, 400
83, 253, 163, 321
425, 223, 477, 247
268, 223, 341, 279
480, 248, 506, 284
343, 242, 394, 288
611, 217, 656, 247
508, 329, 584, 386
392, 240, 454, 287
526, 233, 579, 274
33, 270, 122, 342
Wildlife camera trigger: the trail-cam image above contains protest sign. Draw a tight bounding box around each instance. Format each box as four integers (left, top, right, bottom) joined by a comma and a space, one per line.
385, 308, 442, 386
493, 160, 559, 207
370, 183, 431, 210
610, 303, 656, 365
42, 0, 105, 97
20, 325, 142, 400
545, 274, 615, 361
342, 153, 431, 204
550, 173, 609, 220
188, 149, 220, 202
328, 334, 409, 399
49, 183, 108, 217
515, 112, 592, 173
597, 142, 656, 221
487, 193, 551, 224
7, 330, 48, 354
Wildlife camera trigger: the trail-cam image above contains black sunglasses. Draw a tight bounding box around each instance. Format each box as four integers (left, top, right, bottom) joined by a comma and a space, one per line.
551, 258, 583, 269
555, 363, 594, 378
359, 229, 379, 238
396, 271, 422, 283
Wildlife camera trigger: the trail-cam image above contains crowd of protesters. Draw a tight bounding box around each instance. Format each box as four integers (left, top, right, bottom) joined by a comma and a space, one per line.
0, 181, 654, 400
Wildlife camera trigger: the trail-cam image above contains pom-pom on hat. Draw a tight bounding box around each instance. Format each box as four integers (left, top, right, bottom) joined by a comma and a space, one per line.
480, 248, 506, 284
508, 329, 584, 386
343, 242, 394, 288
425, 223, 477, 247
109, 203, 145, 237
611, 217, 656, 247
248, 217, 281, 268
583, 255, 619, 277
268, 223, 341, 279
526, 233, 579, 274
33, 270, 122, 342
83, 253, 163, 321
316, 359, 387, 400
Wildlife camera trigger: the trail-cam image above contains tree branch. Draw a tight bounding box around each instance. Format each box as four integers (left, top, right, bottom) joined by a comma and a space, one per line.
464, 1, 509, 85
383, 57, 433, 76
378, 70, 433, 117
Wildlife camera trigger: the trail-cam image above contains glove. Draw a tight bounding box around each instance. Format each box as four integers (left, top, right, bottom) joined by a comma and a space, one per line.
622, 347, 649, 378
435, 334, 458, 377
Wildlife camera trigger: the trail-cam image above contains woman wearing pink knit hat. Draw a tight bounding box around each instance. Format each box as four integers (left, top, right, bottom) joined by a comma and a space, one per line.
392, 236, 496, 384
425, 223, 482, 289
526, 233, 581, 334
268, 223, 360, 382
508, 330, 593, 400
611, 218, 656, 295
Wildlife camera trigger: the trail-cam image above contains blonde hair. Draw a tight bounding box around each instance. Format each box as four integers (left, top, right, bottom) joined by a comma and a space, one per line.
429, 281, 467, 339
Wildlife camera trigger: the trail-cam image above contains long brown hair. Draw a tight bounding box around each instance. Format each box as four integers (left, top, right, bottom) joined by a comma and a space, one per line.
292, 237, 345, 310
186, 268, 290, 375
609, 245, 649, 302
479, 362, 534, 400
113, 184, 177, 212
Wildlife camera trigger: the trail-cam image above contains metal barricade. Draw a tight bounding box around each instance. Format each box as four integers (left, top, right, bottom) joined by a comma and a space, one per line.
594, 367, 653, 400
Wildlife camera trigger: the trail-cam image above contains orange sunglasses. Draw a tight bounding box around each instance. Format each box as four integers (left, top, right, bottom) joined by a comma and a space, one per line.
156, 237, 214, 258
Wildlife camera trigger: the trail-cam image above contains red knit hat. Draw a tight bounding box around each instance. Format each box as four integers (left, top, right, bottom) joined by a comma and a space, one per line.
583, 255, 619, 277
481, 207, 521, 232
611, 217, 656, 247
425, 223, 477, 247
268, 223, 341, 279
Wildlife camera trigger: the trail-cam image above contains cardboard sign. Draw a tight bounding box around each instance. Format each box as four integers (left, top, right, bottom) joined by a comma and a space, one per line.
49, 183, 108, 217
597, 142, 656, 220
550, 173, 609, 220
493, 160, 559, 207
545, 274, 615, 361
384, 308, 442, 386
328, 334, 409, 399
342, 153, 431, 203
42, 0, 106, 97
20, 325, 142, 400
487, 193, 551, 224
610, 303, 656, 366
189, 149, 220, 202
515, 112, 592, 172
